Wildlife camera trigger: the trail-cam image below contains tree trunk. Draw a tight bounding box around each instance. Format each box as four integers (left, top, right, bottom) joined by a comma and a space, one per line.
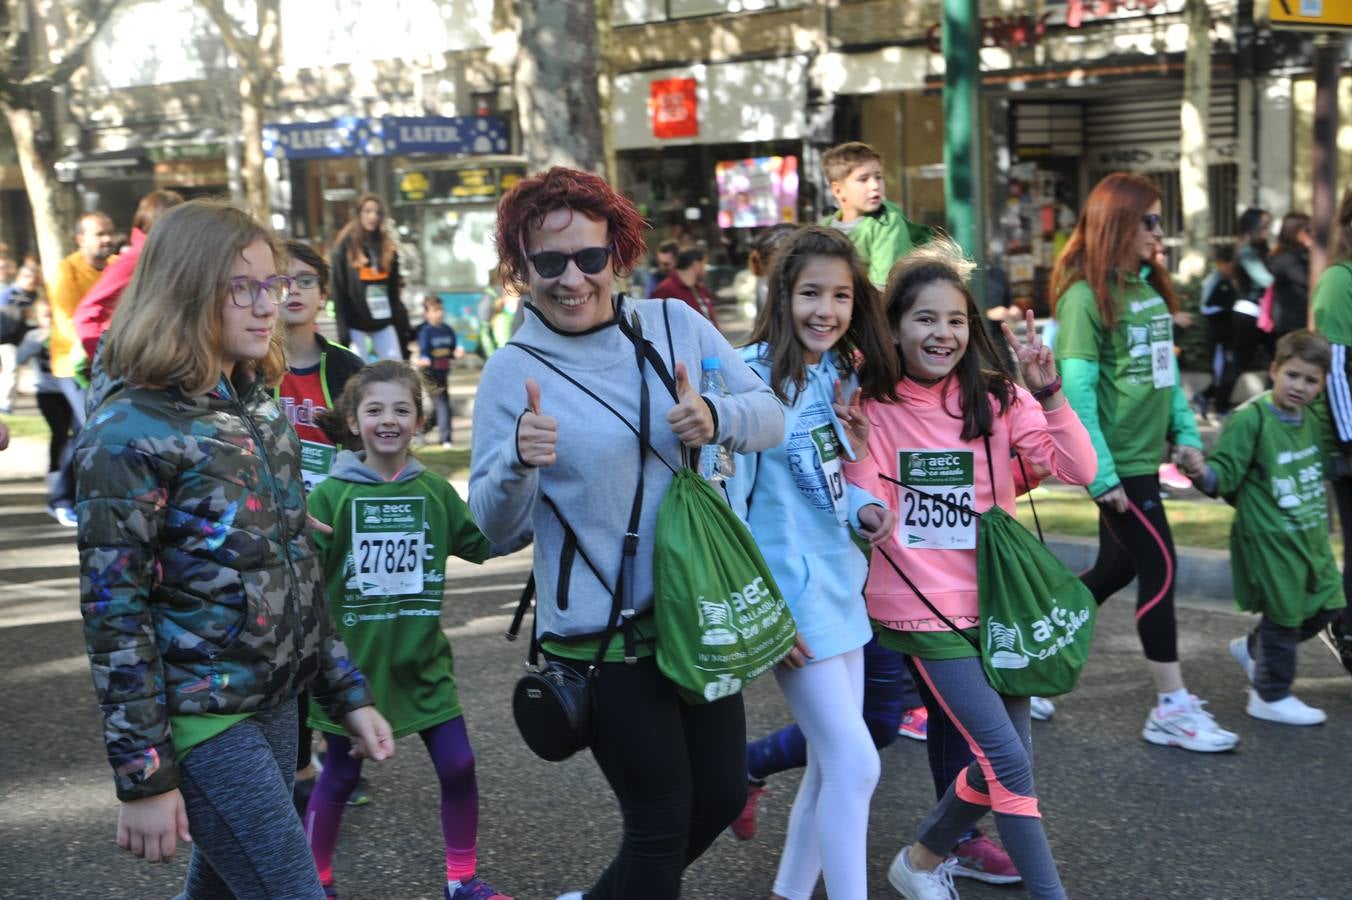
1177, 0, 1211, 283
240, 77, 269, 219
514, 0, 604, 173
595, 0, 616, 182
2, 101, 68, 288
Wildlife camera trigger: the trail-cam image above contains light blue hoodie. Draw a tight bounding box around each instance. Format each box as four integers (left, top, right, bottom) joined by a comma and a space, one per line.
723, 343, 883, 662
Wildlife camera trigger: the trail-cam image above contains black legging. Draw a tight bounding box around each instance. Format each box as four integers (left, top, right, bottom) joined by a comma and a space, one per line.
1333, 478, 1352, 634
1079, 473, 1179, 663
551, 654, 747, 900
295, 688, 312, 771
1215, 313, 1262, 414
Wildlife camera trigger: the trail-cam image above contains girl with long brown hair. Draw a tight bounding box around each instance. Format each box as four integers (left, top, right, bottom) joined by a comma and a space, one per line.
1051, 172, 1238, 753
329, 193, 411, 361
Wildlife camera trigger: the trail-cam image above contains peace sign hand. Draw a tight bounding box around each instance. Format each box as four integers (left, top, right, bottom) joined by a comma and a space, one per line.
1001, 308, 1059, 394
833, 379, 870, 460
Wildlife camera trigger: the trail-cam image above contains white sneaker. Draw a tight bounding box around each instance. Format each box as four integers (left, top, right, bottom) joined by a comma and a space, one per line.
1187, 694, 1239, 742
1029, 696, 1055, 721
1246, 690, 1326, 725
1229, 636, 1255, 684
888, 846, 959, 899
1142, 701, 1239, 752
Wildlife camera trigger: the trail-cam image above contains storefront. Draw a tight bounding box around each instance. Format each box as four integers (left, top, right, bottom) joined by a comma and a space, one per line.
611, 56, 812, 269
263, 114, 513, 256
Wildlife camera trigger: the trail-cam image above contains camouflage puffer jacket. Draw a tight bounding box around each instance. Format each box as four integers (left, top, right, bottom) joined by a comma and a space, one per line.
75, 369, 372, 801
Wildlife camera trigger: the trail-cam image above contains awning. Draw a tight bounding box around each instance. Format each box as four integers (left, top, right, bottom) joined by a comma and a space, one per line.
54, 148, 152, 184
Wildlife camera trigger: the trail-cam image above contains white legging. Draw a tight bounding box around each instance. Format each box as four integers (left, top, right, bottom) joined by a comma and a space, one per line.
772, 645, 879, 900
348, 324, 402, 362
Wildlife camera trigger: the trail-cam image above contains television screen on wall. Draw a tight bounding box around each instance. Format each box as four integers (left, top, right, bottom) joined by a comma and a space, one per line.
715, 155, 798, 229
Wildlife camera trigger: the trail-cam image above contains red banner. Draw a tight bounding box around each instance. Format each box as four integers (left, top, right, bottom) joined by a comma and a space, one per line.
650, 78, 698, 140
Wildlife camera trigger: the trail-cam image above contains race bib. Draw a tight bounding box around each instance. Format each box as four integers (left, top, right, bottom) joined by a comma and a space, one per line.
350, 497, 425, 596
809, 424, 848, 526
895, 450, 976, 550
365, 285, 392, 320
299, 440, 336, 492
1149, 314, 1175, 389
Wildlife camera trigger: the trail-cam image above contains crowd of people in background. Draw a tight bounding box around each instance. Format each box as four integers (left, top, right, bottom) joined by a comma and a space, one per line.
1, 138, 1352, 900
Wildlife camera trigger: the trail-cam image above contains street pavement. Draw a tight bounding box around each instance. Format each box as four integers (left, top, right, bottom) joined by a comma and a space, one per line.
3, 471, 1352, 899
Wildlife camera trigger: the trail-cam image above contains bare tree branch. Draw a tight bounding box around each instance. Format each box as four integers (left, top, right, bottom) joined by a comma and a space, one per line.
13, 0, 121, 90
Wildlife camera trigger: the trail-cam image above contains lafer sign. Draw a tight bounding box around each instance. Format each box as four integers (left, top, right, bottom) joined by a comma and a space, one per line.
650, 78, 699, 140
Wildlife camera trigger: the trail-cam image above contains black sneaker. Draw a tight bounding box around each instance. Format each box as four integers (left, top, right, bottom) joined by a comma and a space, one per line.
347, 777, 371, 807
1317, 619, 1352, 677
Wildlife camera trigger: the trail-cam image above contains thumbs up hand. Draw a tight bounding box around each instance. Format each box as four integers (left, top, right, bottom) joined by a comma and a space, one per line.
517, 378, 558, 467
666, 361, 716, 447
833, 379, 870, 460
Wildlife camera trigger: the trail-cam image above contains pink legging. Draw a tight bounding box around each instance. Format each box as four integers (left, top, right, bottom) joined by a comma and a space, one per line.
305, 716, 479, 886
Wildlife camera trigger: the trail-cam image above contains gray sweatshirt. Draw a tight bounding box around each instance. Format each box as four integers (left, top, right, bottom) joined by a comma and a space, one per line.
469, 296, 783, 640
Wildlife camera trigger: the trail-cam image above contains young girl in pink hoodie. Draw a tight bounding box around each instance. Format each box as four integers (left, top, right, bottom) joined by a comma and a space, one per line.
845, 239, 1095, 900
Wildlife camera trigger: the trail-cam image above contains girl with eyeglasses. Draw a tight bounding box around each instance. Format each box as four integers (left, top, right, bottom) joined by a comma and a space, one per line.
74, 199, 394, 897
330, 193, 411, 362
1051, 172, 1239, 753
469, 167, 783, 900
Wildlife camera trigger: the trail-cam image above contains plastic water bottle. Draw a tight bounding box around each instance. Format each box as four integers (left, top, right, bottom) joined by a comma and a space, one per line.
698, 357, 735, 483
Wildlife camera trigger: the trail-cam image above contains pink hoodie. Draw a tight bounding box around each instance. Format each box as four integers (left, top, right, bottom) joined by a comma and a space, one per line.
844, 376, 1095, 633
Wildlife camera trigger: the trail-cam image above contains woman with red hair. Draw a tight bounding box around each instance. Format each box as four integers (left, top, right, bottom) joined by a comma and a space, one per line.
469, 167, 782, 900
1051, 172, 1239, 753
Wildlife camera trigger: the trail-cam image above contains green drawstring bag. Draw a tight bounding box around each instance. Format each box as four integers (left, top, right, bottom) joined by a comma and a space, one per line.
975, 505, 1097, 697
653, 469, 798, 703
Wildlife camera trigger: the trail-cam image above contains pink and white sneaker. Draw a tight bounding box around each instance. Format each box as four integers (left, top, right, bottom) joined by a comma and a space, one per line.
949, 830, 1021, 884
898, 706, 929, 741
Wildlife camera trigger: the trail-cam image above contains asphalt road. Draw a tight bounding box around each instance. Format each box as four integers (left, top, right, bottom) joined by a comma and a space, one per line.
2, 474, 1350, 900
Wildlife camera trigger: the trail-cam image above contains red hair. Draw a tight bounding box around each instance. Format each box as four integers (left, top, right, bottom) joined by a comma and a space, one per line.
1049, 172, 1177, 328
494, 167, 648, 291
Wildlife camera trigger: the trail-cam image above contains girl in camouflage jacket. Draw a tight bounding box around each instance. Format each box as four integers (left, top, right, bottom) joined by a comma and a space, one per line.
75, 200, 393, 898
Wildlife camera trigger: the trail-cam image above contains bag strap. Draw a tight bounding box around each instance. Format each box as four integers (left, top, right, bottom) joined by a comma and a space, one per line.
872, 545, 980, 652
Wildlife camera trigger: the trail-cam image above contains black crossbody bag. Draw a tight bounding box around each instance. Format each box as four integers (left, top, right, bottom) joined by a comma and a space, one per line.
505, 303, 680, 761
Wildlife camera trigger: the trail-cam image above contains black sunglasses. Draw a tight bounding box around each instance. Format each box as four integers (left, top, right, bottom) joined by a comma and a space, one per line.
528, 246, 612, 279
1141, 213, 1164, 233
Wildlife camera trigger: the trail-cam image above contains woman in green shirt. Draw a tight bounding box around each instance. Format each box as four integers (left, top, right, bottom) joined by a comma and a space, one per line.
1311, 185, 1352, 673
1051, 172, 1238, 753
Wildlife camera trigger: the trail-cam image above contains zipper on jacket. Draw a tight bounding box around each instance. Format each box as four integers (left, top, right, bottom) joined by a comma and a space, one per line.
226, 379, 303, 678
556, 526, 578, 611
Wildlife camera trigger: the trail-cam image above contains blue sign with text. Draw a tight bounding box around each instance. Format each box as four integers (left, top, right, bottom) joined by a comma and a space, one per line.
264, 116, 509, 160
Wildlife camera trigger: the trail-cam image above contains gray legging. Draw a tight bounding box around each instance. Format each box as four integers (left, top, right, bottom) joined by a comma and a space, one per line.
174, 699, 325, 899
910, 656, 1065, 900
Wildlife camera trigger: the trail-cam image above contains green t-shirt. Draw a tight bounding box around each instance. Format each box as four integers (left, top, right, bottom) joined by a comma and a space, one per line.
1207, 394, 1345, 626
874, 621, 980, 661
169, 712, 252, 760
541, 608, 658, 663
307, 472, 491, 738
1054, 272, 1179, 478
1313, 261, 1352, 346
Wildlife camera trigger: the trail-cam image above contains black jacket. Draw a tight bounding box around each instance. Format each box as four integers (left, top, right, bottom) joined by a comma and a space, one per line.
329, 241, 412, 350
1269, 248, 1310, 335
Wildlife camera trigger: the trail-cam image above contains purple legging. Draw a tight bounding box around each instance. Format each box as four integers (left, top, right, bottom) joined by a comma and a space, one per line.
305, 716, 479, 886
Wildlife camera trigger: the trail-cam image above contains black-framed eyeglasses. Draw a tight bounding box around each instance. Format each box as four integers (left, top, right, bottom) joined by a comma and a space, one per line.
527, 246, 612, 279
1141, 213, 1164, 233
228, 275, 293, 309
291, 274, 322, 291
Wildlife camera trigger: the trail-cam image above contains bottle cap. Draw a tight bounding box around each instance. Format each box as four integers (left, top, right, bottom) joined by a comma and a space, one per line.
701, 356, 721, 371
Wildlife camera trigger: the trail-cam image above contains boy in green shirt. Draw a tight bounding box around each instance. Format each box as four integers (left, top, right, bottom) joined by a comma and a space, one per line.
818, 141, 933, 289
1180, 330, 1345, 726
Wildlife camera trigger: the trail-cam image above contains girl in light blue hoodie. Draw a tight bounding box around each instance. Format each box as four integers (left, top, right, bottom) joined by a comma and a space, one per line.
724, 226, 900, 900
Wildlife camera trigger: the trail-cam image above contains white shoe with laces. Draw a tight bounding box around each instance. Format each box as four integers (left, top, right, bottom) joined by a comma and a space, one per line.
1246, 690, 1326, 725
888, 846, 959, 900
1142, 699, 1238, 752
1029, 696, 1055, 721
1229, 637, 1256, 684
